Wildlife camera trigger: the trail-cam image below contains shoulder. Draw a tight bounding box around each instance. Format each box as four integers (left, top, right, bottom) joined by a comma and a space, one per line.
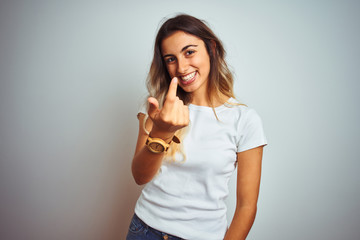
137, 96, 149, 115
228, 100, 268, 151
223, 98, 258, 119
222, 99, 264, 131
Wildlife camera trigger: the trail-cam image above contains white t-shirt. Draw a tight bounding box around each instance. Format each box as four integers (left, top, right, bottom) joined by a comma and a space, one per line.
135, 99, 267, 239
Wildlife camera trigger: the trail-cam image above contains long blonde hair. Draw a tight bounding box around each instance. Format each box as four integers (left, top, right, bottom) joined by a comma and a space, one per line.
145, 14, 238, 160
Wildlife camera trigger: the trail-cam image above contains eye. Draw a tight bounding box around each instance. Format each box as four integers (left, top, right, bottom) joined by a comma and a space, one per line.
185, 50, 195, 56
165, 57, 176, 64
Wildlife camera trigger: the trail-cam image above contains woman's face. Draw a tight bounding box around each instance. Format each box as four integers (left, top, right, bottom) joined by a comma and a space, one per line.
161, 31, 211, 98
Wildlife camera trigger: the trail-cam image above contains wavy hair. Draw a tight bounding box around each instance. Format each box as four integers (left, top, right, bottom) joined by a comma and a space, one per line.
144, 14, 238, 160
147, 14, 235, 108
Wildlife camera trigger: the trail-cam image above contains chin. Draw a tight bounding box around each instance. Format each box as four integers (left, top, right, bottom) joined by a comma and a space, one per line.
180, 86, 196, 93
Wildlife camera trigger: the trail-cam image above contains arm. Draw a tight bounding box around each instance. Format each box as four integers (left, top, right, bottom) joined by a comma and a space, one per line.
131, 77, 189, 185
131, 113, 165, 185
224, 146, 264, 240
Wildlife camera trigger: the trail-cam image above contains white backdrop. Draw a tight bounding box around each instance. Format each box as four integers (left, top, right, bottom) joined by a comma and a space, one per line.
1, 0, 359, 239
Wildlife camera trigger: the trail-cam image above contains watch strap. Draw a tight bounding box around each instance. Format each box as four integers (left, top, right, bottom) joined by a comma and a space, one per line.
145, 135, 180, 154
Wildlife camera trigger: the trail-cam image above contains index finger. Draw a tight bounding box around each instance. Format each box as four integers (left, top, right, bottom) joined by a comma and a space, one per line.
166, 77, 178, 100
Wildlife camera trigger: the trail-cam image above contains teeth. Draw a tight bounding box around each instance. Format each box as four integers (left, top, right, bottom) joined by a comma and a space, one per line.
181, 72, 196, 81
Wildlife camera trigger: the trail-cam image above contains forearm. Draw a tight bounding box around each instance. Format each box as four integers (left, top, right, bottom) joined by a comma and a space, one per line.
131, 129, 174, 185
224, 205, 257, 240
132, 80, 188, 185
131, 145, 165, 185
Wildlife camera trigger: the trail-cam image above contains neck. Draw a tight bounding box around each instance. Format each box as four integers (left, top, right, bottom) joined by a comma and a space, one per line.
190, 92, 229, 107
190, 94, 209, 106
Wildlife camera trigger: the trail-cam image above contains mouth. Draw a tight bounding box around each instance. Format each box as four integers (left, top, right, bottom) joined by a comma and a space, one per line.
179, 71, 197, 85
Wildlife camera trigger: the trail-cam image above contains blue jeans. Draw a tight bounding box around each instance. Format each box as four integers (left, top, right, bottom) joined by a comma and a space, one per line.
126, 214, 184, 240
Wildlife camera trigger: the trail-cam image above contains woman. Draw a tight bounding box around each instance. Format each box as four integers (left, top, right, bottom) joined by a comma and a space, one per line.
127, 14, 267, 240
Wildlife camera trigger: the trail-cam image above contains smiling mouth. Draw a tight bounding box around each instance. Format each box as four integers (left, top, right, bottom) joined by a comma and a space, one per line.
179, 71, 197, 85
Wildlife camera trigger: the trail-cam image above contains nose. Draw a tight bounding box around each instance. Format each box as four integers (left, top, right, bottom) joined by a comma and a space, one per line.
177, 57, 189, 74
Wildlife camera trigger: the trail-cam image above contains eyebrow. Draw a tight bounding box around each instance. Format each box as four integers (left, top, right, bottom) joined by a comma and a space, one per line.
163, 44, 198, 58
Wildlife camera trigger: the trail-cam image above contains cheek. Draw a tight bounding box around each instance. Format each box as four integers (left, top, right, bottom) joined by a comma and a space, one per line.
166, 65, 176, 77
195, 53, 211, 72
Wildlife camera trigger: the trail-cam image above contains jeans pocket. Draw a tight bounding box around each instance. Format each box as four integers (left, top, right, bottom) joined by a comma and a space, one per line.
128, 214, 146, 234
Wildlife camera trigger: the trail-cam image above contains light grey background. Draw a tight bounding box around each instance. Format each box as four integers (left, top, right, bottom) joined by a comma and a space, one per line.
1, 0, 359, 239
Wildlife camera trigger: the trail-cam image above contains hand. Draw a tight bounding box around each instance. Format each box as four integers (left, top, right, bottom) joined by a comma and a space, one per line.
147, 77, 189, 141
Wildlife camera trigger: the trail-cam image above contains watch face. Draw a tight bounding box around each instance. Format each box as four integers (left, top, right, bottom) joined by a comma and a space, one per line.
149, 142, 165, 152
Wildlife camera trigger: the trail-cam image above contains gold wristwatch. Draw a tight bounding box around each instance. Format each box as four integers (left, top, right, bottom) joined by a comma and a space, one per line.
145, 135, 180, 154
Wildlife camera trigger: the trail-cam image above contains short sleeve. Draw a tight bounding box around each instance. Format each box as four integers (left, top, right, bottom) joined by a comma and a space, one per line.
137, 98, 148, 115
236, 108, 267, 152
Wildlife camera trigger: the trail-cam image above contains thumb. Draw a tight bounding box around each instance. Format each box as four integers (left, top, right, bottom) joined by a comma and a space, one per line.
147, 97, 160, 119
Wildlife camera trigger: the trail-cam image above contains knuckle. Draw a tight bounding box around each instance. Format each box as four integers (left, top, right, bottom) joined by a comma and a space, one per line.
172, 119, 179, 126
183, 119, 189, 126
159, 112, 167, 121
166, 97, 175, 103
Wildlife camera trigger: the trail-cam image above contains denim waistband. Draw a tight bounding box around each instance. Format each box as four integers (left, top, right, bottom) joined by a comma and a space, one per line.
133, 214, 184, 240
